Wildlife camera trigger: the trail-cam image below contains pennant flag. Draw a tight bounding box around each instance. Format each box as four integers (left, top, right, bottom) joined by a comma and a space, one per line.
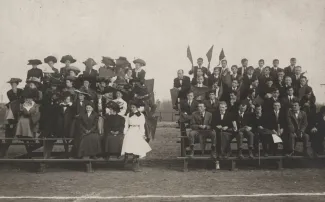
187, 45, 193, 65
191, 86, 210, 101
219, 48, 225, 61
170, 88, 179, 106
206, 45, 214, 63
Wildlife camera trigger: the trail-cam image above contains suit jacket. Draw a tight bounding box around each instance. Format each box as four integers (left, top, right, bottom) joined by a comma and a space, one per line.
27, 68, 43, 81
73, 99, 91, 116
287, 110, 308, 134
253, 67, 263, 78
281, 95, 297, 112
132, 69, 146, 80
83, 69, 99, 89
233, 111, 253, 129
291, 74, 303, 88
237, 66, 248, 76
270, 67, 283, 79
180, 99, 198, 115
56, 104, 75, 138
251, 115, 267, 132
297, 85, 311, 100
230, 73, 242, 83
227, 101, 240, 115
211, 111, 233, 129
284, 66, 295, 77
241, 74, 257, 88
189, 66, 211, 78
190, 111, 213, 130
274, 80, 286, 98
264, 110, 286, 131
208, 74, 222, 87
7, 89, 23, 103
263, 97, 280, 113
173, 76, 191, 99
104, 114, 125, 134
203, 98, 219, 113
259, 75, 273, 86
191, 77, 209, 86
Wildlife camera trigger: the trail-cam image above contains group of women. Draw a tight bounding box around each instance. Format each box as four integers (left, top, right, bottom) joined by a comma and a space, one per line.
3, 55, 154, 172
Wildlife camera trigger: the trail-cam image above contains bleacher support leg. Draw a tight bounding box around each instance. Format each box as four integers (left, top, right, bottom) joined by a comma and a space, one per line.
230, 160, 237, 171
86, 162, 93, 173
277, 158, 283, 170
183, 159, 188, 172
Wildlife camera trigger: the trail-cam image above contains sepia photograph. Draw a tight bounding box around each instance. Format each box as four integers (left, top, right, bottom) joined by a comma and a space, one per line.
0, 0, 325, 201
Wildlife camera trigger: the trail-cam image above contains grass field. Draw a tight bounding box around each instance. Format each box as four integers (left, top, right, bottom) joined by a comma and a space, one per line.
0, 122, 325, 202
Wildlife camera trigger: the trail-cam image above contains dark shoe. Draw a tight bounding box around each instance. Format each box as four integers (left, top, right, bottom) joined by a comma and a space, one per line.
248, 150, 254, 159
286, 151, 294, 157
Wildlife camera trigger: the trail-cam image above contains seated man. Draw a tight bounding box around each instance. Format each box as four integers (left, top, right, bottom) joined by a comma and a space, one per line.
208, 67, 222, 88
180, 91, 198, 121
281, 86, 297, 113
263, 87, 280, 113
212, 101, 234, 159
286, 100, 310, 157
188, 102, 216, 158
204, 91, 219, 114
310, 106, 325, 156
233, 103, 254, 159
173, 69, 191, 102
227, 90, 240, 114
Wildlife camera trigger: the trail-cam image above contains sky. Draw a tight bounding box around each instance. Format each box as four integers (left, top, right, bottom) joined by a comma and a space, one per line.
0, 0, 325, 103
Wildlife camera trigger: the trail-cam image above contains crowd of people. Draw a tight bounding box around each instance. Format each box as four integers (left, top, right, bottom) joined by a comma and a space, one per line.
173, 57, 325, 159
2, 55, 156, 172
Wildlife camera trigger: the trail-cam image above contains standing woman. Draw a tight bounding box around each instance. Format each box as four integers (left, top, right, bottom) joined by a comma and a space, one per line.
60, 55, 77, 78
121, 101, 151, 172
26, 59, 43, 81
78, 102, 101, 159
132, 59, 146, 80
44, 56, 60, 76
7, 78, 23, 103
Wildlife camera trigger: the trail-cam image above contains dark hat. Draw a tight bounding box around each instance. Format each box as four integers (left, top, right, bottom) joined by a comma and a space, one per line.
305, 86, 313, 94
83, 58, 97, 66
44, 56, 57, 64
26, 77, 41, 86
66, 66, 81, 75
65, 76, 76, 81
116, 57, 130, 67
102, 57, 115, 66
104, 86, 116, 94
60, 55, 76, 63
106, 101, 120, 113
129, 100, 141, 108
247, 66, 254, 71
133, 58, 146, 66
22, 88, 39, 100
7, 78, 22, 84
27, 59, 42, 65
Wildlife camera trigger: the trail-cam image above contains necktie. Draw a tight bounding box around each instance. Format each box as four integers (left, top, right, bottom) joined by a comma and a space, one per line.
275, 111, 279, 121
188, 100, 191, 106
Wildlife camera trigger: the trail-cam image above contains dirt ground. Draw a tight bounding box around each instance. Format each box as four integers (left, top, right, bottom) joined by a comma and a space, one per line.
0, 122, 325, 202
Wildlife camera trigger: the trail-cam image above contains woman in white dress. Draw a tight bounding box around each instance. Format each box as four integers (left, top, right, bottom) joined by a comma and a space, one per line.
121, 101, 151, 172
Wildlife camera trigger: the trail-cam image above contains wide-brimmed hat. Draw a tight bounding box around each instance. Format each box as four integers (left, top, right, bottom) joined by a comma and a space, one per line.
66, 66, 81, 75
106, 101, 120, 113
116, 56, 130, 67
60, 55, 76, 63
133, 58, 146, 66
102, 57, 115, 66
7, 78, 22, 84
28, 59, 42, 65
83, 58, 97, 67
26, 77, 41, 85
44, 56, 57, 64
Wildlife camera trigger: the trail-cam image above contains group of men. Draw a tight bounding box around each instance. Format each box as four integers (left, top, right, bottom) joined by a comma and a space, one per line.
173, 57, 324, 159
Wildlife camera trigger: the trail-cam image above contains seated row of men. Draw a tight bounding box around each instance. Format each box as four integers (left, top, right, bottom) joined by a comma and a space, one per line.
181, 90, 324, 159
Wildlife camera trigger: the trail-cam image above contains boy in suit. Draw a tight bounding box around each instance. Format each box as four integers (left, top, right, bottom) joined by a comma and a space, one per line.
188, 102, 216, 157
189, 57, 211, 78
286, 100, 310, 157
284, 58, 296, 77
271, 59, 283, 79
233, 103, 254, 159
212, 101, 235, 159
204, 91, 219, 114
173, 69, 191, 101
238, 58, 249, 76
253, 59, 265, 78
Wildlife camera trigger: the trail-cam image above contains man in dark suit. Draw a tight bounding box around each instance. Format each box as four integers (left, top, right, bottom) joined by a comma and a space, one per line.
296, 76, 311, 100
188, 57, 211, 78
188, 102, 216, 157
230, 65, 242, 82
281, 86, 297, 113
233, 103, 254, 159
286, 100, 310, 157
270, 59, 283, 79
258, 66, 273, 89
284, 58, 296, 77
253, 59, 265, 78
237, 58, 248, 76
173, 69, 191, 101
291, 66, 303, 88
227, 91, 240, 114
180, 91, 198, 118
274, 70, 286, 98
310, 106, 325, 156
222, 79, 241, 102
263, 88, 280, 112
204, 91, 219, 114
212, 101, 235, 159
208, 67, 222, 88
192, 74, 208, 87
241, 66, 256, 89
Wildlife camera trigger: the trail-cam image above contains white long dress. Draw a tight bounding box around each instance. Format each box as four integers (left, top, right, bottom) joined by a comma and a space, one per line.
121, 113, 151, 158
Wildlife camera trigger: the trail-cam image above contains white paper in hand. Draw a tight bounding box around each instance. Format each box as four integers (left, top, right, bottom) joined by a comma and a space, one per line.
272, 134, 282, 143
